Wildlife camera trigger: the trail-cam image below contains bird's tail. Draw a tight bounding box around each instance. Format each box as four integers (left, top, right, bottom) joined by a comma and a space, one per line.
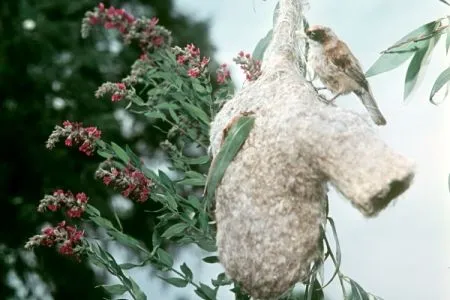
355, 89, 387, 126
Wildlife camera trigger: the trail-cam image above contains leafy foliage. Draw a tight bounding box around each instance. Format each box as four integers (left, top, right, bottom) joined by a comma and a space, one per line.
22, 2, 385, 300
366, 14, 450, 103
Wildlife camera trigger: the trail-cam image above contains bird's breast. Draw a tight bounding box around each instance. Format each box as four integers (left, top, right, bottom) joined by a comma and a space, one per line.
307, 46, 355, 94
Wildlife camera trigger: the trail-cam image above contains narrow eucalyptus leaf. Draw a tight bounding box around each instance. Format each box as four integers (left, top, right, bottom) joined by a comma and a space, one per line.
180, 102, 210, 125
202, 256, 220, 264
252, 30, 273, 61
366, 20, 439, 77
205, 115, 255, 202
101, 284, 128, 296
129, 277, 147, 300
180, 262, 193, 280
156, 248, 174, 267
403, 39, 432, 100
195, 283, 217, 300
161, 223, 189, 239
446, 17, 450, 53
158, 276, 188, 288
90, 215, 115, 230
181, 155, 210, 165
85, 204, 100, 216
430, 66, 450, 104
111, 142, 130, 164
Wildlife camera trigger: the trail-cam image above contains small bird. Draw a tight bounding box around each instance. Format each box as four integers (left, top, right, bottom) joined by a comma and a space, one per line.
306, 25, 387, 126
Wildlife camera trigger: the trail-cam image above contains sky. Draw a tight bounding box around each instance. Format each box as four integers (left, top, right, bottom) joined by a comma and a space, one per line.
126, 1, 450, 299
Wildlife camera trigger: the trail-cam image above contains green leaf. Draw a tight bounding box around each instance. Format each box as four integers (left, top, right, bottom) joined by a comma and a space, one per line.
101, 284, 128, 296
272, 2, 280, 25
111, 142, 130, 164
158, 276, 188, 288
152, 229, 161, 248
156, 102, 179, 110
446, 17, 450, 53
344, 277, 371, 300
152, 193, 178, 210
194, 283, 217, 300
180, 262, 193, 280
192, 81, 208, 94
202, 256, 220, 264
119, 262, 147, 270
144, 111, 166, 120
125, 145, 141, 167
181, 155, 210, 165
129, 277, 147, 300
169, 108, 180, 124
403, 32, 440, 100
197, 239, 217, 252
186, 195, 201, 210
161, 223, 189, 239
320, 217, 341, 289
85, 204, 100, 216
108, 230, 146, 253
306, 277, 324, 300
211, 272, 232, 287
177, 173, 206, 186
366, 20, 439, 77
252, 30, 273, 61
143, 167, 158, 181
156, 248, 173, 267
180, 102, 210, 125
97, 149, 114, 159
158, 170, 175, 192
430, 66, 450, 104
204, 115, 255, 201
90, 215, 115, 230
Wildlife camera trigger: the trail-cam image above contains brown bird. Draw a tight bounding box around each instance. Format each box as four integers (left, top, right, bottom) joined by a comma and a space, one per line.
306, 25, 387, 126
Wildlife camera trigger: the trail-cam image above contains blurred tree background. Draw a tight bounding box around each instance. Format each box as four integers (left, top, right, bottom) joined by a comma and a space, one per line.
0, 0, 215, 299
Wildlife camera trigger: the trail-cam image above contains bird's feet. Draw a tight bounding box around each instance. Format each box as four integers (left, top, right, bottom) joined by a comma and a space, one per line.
317, 94, 336, 106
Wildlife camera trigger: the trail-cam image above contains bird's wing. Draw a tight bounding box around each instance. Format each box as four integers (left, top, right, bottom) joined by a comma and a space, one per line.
326, 40, 369, 91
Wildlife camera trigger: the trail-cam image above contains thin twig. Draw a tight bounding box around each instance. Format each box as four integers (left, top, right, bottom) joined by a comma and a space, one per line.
439, 0, 450, 6
381, 23, 448, 54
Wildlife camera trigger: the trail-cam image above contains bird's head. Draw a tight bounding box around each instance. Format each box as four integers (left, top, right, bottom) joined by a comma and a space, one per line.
305, 25, 335, 44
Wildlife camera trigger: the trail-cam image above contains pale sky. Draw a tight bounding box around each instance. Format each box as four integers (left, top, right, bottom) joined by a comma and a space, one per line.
126, 1, 450, 299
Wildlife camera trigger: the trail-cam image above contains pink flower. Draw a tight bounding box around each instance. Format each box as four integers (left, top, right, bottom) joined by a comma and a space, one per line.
149, 17, 159, 27
104, 21, 115, 29
46, 121, 101, 156
89, 16, 99, 25
216, 63, 231, 84
67, 207, 83, 218
59, 241, 74, 255
186, 44, 200, 57
96, 162, 153, 203
25, 221, 85, 260
43, 227, 54, 236
111, 93, 123, 102
151, 36, 164, 47
116, 83, 126, 90
37, 190, 89, 218
177, 55, 186, 65
200, 56, 210, 68
64, 137, 73, 146
233, 51, 262, 81
103, 176, 112, 185
47, 204, 58, 212
187, 67, 200, 78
